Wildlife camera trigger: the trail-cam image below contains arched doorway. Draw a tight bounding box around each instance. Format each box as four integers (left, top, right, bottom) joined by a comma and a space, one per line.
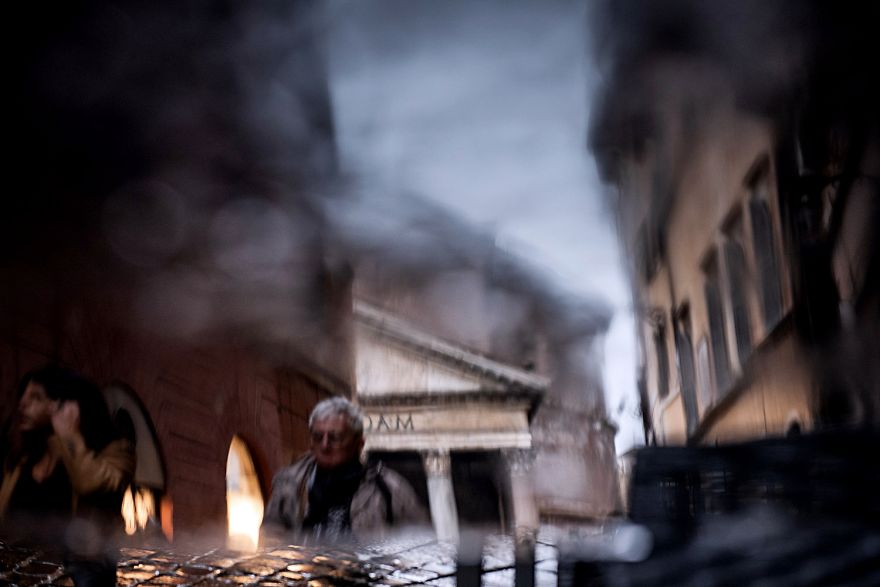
226, 435, 264, 551
102, 383, 169, 542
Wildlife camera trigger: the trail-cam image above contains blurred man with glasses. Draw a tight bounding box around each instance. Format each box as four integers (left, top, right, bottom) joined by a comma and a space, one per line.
262, 397, 426, 544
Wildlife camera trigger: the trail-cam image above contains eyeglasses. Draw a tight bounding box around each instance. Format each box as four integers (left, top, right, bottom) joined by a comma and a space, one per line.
310, 430, 351, 447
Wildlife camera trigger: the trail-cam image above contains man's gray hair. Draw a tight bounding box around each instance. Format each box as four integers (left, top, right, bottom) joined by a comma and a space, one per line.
308, 396, 364, 436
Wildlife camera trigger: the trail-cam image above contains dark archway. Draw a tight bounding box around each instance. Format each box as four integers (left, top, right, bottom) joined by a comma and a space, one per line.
103, 382, 168, 541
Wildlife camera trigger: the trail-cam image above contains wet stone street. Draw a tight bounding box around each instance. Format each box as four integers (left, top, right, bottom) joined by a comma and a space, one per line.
0, 534, 560, 586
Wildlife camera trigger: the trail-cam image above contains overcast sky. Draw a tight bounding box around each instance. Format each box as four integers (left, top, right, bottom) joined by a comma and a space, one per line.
324, 0, 644, 454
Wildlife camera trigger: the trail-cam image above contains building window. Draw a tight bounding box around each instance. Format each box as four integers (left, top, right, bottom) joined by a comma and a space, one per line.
695, 336, 713, 412
722, 209, 754, 370
749, 178, 784, 331
675, 319, 699, 435
654, 323, 670, 399
704, 254, 731, 395
723, 238, 753, 366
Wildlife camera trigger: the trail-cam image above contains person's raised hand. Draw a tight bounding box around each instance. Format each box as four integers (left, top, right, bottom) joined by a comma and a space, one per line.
52, 400, 81, 438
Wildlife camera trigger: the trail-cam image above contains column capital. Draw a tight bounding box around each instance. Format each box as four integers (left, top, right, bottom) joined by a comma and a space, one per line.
422, 449, 451, 477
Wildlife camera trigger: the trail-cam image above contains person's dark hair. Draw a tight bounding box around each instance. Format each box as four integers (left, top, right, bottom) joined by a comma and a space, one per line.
17, 365, 117, 452
17, 365, 78, 402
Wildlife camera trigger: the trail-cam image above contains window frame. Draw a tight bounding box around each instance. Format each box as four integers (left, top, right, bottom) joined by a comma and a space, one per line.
702, 250, 732, 398
654, 321, 670, 400
721, 210, 755, 371
674, 307, 699, 436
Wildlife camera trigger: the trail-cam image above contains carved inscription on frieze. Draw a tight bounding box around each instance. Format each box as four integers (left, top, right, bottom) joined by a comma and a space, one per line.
364, 413, 414, 432
363, 408, 528, 435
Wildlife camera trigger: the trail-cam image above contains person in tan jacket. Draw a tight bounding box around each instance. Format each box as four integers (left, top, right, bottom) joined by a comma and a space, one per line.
0, 366, 134, 586
262, 397, 427, 545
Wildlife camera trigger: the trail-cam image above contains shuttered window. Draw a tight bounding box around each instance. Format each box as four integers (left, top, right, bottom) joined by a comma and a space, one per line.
676, 328, 699, 435
724, 240, 753, 365
749, 197, 783, 330
655, 324, 670, 399
704, 255, 731, 395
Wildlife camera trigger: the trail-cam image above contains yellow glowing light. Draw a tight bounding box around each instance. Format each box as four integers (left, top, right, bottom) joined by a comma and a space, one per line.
122, 487, 137, 536
121, 485, 157, 536
227, 491, 264, 551
226, 436, 264, 552
136, 488, 155, 529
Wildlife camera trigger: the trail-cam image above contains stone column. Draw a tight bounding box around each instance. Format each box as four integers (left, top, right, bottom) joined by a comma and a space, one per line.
503, 448, 538, 542
422, 449, 459, 543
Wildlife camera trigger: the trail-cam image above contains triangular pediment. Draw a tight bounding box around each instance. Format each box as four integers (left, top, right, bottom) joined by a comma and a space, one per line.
356, 327, 506, 397
353, 302, 547, 401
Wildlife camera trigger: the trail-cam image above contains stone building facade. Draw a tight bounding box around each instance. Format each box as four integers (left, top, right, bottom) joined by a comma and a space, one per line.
2, 0, 345, 544
589, 0, 879, 447
353, 222, 620, 532
354, 301, 546, 541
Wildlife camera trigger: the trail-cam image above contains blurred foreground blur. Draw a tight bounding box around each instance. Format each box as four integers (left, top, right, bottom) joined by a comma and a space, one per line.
2, 0, 878, 585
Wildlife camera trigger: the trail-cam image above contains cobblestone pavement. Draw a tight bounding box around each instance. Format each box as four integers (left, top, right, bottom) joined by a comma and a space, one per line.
8, 515, 873, 586
0, 532, 561, 586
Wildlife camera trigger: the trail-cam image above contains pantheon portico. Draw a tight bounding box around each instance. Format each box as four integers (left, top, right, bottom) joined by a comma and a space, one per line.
353, 301, 547, 542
